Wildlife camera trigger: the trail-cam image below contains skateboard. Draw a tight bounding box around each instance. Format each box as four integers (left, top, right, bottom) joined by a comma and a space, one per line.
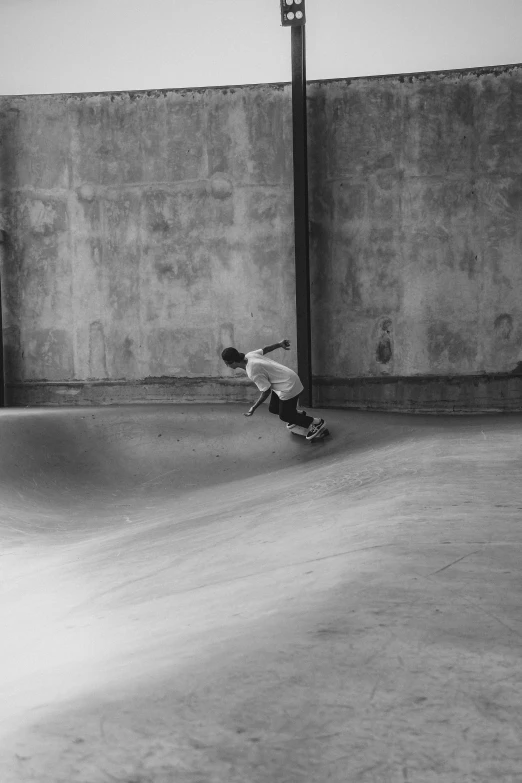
287, 422, 330, 441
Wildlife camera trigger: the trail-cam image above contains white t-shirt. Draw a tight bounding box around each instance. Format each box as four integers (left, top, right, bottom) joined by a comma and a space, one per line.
245, 349, 304, 401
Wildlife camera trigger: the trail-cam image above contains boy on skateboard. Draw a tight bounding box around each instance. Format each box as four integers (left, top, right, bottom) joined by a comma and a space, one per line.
221, 339, 327, 440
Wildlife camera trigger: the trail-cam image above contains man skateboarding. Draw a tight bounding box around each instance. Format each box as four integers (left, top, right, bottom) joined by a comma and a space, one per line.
221, 339, 327, 440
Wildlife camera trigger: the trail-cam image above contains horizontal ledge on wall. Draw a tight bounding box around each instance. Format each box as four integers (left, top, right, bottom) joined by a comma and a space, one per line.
314, 373, 522, 413
5, 376, 255, 407
5, 373, 522, 412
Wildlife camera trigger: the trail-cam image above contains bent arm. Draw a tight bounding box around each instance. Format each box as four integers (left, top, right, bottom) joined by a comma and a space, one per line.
262, 339, 290, 355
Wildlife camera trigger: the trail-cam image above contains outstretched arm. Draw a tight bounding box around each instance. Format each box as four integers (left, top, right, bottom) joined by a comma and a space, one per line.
262, 339, 290, 355
244, 388, 271, 417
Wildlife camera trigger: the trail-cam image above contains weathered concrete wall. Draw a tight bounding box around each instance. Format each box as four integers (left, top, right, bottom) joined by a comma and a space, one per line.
308, 65, 522, 396
1, 65, 522, 410
0, 86, 297, 404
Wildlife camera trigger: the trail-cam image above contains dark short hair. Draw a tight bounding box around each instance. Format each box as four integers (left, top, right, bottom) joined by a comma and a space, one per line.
221, 347, 245, 363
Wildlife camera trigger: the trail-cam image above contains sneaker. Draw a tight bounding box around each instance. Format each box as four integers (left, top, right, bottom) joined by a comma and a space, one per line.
306, 418, 326, 440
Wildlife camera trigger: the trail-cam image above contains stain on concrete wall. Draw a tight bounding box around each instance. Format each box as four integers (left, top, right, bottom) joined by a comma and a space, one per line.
88, 321, 108, 379
375, 318, 394, 370
494, 313, 513, 340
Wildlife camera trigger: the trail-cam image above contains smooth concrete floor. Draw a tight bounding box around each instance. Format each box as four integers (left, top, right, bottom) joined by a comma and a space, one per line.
0, 403, 521, 783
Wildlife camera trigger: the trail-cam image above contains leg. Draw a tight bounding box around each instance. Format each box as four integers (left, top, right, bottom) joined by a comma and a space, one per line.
278, 395, 314, 429
268, 390, 280, 416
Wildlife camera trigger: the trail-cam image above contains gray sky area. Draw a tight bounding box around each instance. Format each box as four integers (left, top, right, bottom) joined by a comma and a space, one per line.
1, 0, 521, 95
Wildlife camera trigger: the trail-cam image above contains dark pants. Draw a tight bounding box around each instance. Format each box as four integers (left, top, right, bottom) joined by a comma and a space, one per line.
268, 391, 314, 429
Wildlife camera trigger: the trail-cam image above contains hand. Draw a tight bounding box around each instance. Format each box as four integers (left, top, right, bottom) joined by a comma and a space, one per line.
244, 408, 254, 417
280, 339, 291, 351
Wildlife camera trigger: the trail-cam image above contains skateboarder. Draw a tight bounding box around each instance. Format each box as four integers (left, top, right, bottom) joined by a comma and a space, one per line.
221, 339, 326, 440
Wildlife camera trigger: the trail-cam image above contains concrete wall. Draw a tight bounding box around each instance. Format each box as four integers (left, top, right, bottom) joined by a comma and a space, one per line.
1, 65, 522, 410
308, 65, 522, 410
0, 86, 297, 404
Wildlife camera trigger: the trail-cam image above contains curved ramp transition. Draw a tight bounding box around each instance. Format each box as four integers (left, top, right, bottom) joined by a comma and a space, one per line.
1, 404, 522, 782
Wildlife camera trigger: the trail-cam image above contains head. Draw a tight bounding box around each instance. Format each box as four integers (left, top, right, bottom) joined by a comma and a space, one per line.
221, 346, 246, 370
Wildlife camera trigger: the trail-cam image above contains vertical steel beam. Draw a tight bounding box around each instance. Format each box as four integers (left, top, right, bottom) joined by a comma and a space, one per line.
291, 24, 312, 407
0, 231, 5, 407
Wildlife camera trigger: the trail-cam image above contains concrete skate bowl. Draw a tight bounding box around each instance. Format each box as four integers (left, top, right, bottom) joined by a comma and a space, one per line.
1, 404, 522, 782
0, 403, 418, 541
